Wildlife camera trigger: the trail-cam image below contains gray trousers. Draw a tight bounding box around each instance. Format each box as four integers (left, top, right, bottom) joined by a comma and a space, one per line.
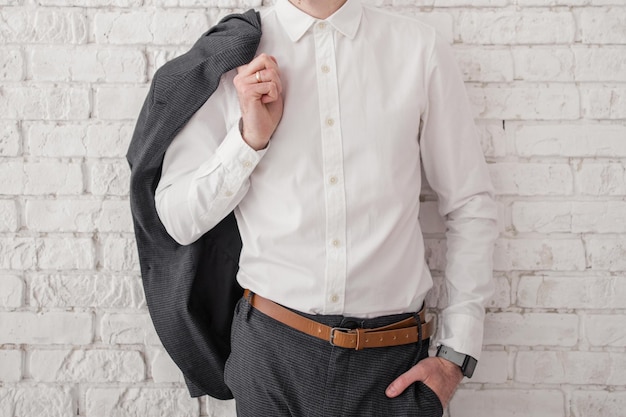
224, 297, 444, 417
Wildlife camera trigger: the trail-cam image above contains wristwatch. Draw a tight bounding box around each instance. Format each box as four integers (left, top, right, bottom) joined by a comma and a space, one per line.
436, 345, 477, 378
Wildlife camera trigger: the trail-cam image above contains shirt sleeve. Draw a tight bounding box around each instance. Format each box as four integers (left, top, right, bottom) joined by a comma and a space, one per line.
419, 33, 499, 361
155, 72, 267, 246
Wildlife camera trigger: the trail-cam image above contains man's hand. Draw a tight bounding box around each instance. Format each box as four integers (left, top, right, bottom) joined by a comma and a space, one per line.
385, 356, 464, 409
233, 53, 284, 151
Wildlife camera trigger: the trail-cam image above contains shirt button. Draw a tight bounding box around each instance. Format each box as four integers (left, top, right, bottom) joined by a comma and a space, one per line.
318, 22, 327, 30
326, 118, 335, 126
321, 64, 330, 73
243, 161, 252, 168
329, 176, 337, 184
331, 239, 340, 247
224, 190, 233, 197
330, 294, 339, 303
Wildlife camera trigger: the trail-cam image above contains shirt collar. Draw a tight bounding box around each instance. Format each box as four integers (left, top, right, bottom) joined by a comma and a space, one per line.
275, 0, 363, 42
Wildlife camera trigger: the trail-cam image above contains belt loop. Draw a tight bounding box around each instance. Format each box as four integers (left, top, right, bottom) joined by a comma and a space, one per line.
244, 290, 254, 320
413, 311, 423, 343
355, 328, 365, 351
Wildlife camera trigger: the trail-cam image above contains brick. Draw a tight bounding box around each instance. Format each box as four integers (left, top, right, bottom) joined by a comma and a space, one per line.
576, 162, 626, 195
470, 350, 508, 383
93, 11, 153, 44
513, 124, 626, 157
586, 237, 626, 271
37, 237, 95, 270
513, 201, 626, 233
30, 349, 144, 382
24, 161, 83, 195
206, 397, 237, 417
476, 120, 506, 158
0, 200, 18, 232
147, 347, 184, 383
0, 160, 24, 195
86, 387, 199, 417
0, 238, 37, 270
494, 238, 586, 271
88, 160, 130, 196
39, 0, 142, 6
0, 312, 92, 344
468, 84, 580, 120
489, 163, 573, 196
424, 238, 446, 271
581, 85, 626, 119
572, 391, 626, 417
0, 86, 90, 120
484, 312, 578, 346
0, 121, 20, 156
488, 276, 511, 309
98, 200, 133, 232
30, 46, 146, 82
580, 8, 626, 44
0, 8, 87, 44
0, 386, 73, 417
152, 10, 210, 45
435, 0, 507, 5
26, 121, 133, 158
515, 351, 626, 385
454, 47, 513, 82
456, 11, 575, 44
449, 389, 564, 417
93, 86, 149, 120
100, 236, 139, 271
0, 275, 23, 308
0, 48, 22, 80
100, 313, 160, 345
30, 274, 144, 308
513, 47, 574, 81
0, 350, 21, 382
518, 275, 626, 309
584, 315, 626, 347
575, 47, 626, 82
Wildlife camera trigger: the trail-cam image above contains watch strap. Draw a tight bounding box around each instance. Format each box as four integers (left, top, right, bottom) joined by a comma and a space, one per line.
436, 345, 477, 378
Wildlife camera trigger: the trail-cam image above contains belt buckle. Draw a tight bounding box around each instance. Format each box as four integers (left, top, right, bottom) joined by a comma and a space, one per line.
329, 327, 351, 347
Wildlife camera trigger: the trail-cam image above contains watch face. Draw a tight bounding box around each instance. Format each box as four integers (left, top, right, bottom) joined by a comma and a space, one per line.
463, 356, 477, 378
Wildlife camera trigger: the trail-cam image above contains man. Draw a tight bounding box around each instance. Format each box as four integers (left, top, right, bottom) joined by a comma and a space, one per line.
154, 0, 498, 415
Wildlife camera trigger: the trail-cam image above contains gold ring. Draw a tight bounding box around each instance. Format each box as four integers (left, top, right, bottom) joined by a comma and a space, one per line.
255, 71, 262, 83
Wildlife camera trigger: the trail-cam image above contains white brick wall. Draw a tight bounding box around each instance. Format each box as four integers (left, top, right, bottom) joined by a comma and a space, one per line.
1, 0, 624, 416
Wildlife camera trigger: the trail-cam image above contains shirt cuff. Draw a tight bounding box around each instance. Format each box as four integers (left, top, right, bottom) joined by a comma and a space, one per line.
436, 312, 485, 361
215, 121, 267, 177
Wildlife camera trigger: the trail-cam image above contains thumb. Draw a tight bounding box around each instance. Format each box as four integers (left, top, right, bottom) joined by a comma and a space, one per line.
385, 363, 426, 398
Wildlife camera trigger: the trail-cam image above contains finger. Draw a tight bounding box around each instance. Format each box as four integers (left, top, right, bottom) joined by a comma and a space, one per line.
239, 82, 279, 103
250, 68, 282, 94
239, 53, 280, 77
385, 364, 426, 398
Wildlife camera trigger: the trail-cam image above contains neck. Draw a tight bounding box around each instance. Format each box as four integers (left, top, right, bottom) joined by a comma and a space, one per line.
288, 0, 348, 19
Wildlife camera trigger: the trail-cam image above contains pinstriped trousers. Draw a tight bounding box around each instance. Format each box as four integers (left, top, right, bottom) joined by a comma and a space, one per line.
224, 297, 444, 417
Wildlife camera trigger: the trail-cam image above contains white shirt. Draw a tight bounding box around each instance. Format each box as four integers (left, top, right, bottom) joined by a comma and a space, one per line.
155, 0, 498, 360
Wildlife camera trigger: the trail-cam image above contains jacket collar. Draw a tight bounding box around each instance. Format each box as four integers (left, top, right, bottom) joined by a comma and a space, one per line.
275, 0, 363, 42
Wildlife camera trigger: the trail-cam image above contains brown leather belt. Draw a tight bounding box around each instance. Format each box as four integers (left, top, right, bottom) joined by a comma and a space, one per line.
243, 290, 433, 350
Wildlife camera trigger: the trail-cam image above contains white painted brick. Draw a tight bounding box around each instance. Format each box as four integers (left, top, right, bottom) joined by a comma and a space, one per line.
424, 238, 446, 271
513, 201, 626, 233
98, 200, 133, 232
39, 0, 141, 5
30, 349, 144, 382
456, 11, 575, 44
23, 161, 83, 195
86, 387, 199, 417
586, 237, 626, 271
0, 275, 23, 308
454, 47, 513, 82
584, 314, 626, 347
147, 347, 184, 383
513, 47, 574, 81
93, 85, 149, 120
0, 160, 24, 195
30, 274, 145, 308
100, 236, 139, 271
489, 163, 573, 196
515, 351, 626, 385
0, 121, 20, 156
469, 350, 508, 383
0, 350, 21, 382
100, 313, 160, 345
206, 398, 237, 417
449, 389, 564, 417
0, 386, 73, 417
30, 46, 146, 82
476, 120, 506, 158
0, 238, 37, 270
579, 8, 626, 44
0, 8, 87, 44
518, 275, 626, 309
0, 86, 90, 120
435, 0, 507, 6
427, 273, 510, 309
512, 124, 626, 157
88, 160, 130, 196
484, 312, 578, 346
468, 84, 580, 120
0, 312, 92, 344
576, 162, 626, 195
0, 200, 18, 232
93, 11, 153, 44
152, 10, 210, 45
26, 121, 133, 158
572, 391, 626, 417
37, 237, 95, 270
494, 238, 586, 271
575, 47, 626, 82
0, 48, 22, 80
581, 85, 626, 119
